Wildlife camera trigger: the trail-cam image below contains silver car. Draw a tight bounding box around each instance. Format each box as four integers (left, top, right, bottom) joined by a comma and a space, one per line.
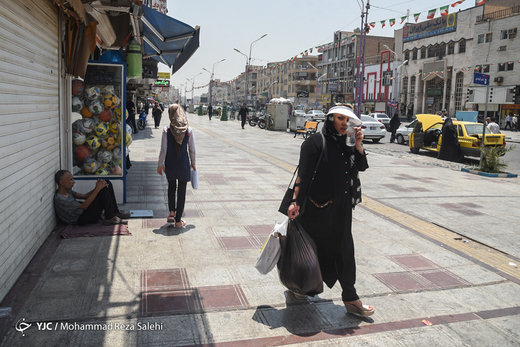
395, 119, 417, 145
306, 110, 326, 121
368, 113, 390, 128
360, 115, 386, 143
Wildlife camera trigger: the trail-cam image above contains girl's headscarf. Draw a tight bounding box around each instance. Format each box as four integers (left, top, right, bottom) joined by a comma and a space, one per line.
168, 104, 188, 145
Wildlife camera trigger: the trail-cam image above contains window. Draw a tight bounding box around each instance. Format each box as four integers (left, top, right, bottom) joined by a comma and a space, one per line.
486, 33, 492, 42
507, 62, 514, 71
499, 62, 515, 71
420, 47, 426, 59
404, 50, 410, 61
501, 28, 517, 39
448, 42, 455, 55
459, 39, 466, 53
412, 48, 417, 60
483, 64, 490, 73
455, 72, 464, 111
474, 65, 481, 73
478, 34, 484, 44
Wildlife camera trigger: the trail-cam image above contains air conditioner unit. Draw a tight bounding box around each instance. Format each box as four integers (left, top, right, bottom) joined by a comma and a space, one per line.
497, 46, 506, 51
494, 76, 504, 82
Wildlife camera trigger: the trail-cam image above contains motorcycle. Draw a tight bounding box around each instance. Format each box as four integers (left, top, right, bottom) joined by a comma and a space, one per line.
248, 112, 263, 127
137, 111, 147, 130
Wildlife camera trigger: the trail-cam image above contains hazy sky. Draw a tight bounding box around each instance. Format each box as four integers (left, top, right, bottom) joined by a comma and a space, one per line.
160, 0, 475, 96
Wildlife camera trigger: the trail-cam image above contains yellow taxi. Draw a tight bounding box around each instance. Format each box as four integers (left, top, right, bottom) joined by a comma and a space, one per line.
408, 114, 506, 158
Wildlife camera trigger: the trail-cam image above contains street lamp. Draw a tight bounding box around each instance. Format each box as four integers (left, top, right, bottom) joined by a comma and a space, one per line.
383, 44, 408, 116
234, 33, 267, 106
190, 72, 203, 108
203, 58, 226, 106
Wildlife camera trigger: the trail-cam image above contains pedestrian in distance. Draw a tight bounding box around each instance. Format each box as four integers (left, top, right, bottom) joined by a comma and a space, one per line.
54, 170, 130, 225
389, 111, 401, 143
157, 104, 196, 228
487, 117, 500, 134
208, 104, 213, 121
152, 102, 162, 129
144, 101, 150, 116
239, 103, 248, 129
287, 104, 374, 317
504, 113, 512, 130
512, 114, 518, 132
126, 97, 138, 134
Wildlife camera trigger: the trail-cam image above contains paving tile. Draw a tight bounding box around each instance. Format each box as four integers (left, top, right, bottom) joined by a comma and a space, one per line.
389, 254, 440, 271
197, 285, 249, 311
141, 289, 201, 315
216, 236, 257, 250
416, 269, 469, 288
373, 272, 431, 292
141, 268, 190, 291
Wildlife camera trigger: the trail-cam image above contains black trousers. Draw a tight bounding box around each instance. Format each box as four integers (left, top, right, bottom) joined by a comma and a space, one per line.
241, 116, 246, 128
127, 114, 137, 133
167, 179, 187, 222
77, 181, 119, 225
153, 114, 161, 128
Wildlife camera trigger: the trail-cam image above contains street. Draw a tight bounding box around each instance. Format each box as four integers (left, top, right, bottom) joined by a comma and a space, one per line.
2, 113, 519, 346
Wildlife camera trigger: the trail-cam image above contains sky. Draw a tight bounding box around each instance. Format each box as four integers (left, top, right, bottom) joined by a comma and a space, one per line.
159, 0, 476, 97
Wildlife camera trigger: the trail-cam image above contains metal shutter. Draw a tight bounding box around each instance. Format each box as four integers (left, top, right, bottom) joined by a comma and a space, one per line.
0, 0, 60, 301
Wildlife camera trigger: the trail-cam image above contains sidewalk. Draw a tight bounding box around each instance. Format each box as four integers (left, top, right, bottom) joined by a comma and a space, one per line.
501, 129, 520, 143
1, 112, 519, 346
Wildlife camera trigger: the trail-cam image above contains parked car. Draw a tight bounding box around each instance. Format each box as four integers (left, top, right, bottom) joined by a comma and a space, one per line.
360, 115, 386, 143
306, 110, 325, 121
368, 112, 390, 128
408, 114, 506, 158
395, 119, 417, 145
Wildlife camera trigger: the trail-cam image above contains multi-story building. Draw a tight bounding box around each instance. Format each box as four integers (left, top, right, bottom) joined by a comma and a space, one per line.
469, 0, 520, 124
318, 31, 394, 108
257, 56, 320, 109
211, 79, 229, 105
232, 65, 262, 106
362, 56, 402, 115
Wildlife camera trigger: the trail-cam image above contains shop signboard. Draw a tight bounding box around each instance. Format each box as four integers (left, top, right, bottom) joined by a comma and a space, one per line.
403, 13, 457, 42
157, 72, 170, 80
154, 80, 170, 87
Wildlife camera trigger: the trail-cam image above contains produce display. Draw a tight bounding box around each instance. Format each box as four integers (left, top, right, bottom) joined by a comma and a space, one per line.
71, 78, 129, 176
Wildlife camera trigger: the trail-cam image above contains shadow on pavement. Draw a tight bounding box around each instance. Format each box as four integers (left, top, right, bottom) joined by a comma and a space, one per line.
152, 224, 195, 236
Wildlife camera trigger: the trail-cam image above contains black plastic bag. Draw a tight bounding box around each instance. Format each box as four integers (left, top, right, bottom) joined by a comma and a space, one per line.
277, 219, 323, 296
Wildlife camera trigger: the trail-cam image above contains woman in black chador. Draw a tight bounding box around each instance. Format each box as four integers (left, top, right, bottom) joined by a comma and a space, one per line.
438, 116, 462, 162
288, 105, 374, 317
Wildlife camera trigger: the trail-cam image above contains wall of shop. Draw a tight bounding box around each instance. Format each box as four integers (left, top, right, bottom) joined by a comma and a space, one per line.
0, 0, 60, 301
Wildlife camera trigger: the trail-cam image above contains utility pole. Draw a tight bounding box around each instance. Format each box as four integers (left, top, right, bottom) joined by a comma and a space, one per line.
355, 0, 370, 118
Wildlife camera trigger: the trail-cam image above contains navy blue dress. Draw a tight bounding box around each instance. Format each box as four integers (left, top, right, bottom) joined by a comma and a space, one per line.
165, 129, 191, 182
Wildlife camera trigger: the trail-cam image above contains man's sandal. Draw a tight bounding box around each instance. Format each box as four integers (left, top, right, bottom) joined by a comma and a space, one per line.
344, 301, 375, 317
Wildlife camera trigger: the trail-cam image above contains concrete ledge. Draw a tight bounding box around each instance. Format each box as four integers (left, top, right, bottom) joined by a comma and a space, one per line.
461, 167, 518, 178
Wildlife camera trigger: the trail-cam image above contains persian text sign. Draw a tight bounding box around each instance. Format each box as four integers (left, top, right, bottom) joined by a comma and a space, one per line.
473, 72, 489, 86
403, 13, 457, 42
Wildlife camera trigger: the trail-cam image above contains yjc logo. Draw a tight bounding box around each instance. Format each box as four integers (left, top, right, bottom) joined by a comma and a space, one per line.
15, 318, 32, 336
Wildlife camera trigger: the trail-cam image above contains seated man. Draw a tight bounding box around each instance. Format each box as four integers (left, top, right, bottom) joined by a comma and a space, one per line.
54, 170, 129, 225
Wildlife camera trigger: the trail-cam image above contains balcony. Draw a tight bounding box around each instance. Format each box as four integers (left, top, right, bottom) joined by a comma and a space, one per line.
476, 6, 520, 23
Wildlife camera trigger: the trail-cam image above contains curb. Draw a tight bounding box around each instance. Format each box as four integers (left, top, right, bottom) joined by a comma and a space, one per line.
461, 167, 518, 178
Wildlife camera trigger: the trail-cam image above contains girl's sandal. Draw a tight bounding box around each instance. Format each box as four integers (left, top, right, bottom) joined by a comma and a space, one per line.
174, 220, 186, 228
167, 214, 175, 223
344, 301, 375, 317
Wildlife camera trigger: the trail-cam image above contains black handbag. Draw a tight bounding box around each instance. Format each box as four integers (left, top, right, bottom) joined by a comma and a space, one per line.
278, 133, 326, 216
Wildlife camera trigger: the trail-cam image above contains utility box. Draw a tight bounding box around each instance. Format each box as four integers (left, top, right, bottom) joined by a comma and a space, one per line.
267, 99, 291, 131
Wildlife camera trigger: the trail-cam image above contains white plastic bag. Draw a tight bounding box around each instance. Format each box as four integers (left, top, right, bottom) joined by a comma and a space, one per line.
191, 169, 198, 189
255, 218, 288, 274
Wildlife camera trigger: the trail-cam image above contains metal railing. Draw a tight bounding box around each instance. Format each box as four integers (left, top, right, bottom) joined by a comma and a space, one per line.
476, 6, 520, 23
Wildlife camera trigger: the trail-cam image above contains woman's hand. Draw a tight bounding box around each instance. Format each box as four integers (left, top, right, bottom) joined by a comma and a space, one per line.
157, 166, 165, 175
288, 202, 300, 220
354, 127, 364, 153
191, 164, 196, 171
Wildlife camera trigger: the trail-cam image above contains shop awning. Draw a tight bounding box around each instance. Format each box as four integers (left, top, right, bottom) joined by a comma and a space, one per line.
141, 6, 200, 74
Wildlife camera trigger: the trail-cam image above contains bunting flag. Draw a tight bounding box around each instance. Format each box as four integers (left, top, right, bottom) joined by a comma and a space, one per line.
427, 9, 436, 19
477, 0, 487, 5
310, 48, 313, 53
400, 15, 407, 24
389, 18, 396, 26
380, 20, 386, 28
413, 12, 421, 22
451, 0, 465, 7
440, 5, 449, 16
351, 34, 357, 42
369, 22, 376, 28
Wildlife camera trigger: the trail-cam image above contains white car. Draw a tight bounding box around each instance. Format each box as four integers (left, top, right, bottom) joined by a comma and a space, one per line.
395, 119, 417, 145
368, 113, 390, 128
306, 110, 325, 121
360, 115, 386, 143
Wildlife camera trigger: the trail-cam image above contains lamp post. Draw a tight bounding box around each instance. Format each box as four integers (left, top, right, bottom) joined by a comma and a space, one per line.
203, 58, 226, 107
189, 72, 203, 109
355, 0, 370, 117
383, 44, 407, 117
234, 34, 267, 106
